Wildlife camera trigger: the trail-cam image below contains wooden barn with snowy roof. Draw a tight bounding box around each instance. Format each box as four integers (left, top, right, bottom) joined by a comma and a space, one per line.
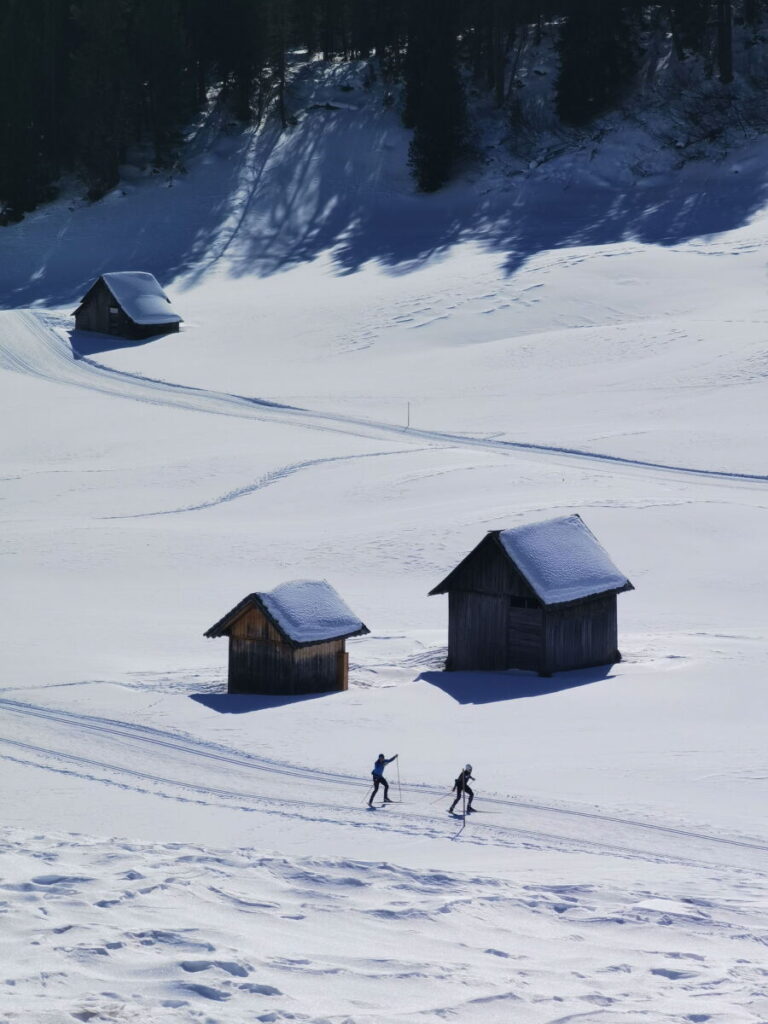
429, 515, 633, 676
205, 580, 369, 695
72, 271, 182, 340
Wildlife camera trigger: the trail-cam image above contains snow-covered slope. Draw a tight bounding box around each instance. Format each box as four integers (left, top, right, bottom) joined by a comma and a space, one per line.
1, 62, 767, 1024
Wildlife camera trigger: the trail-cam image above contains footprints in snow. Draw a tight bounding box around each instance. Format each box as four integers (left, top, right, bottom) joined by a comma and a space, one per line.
3, 829, 767, 1022
181, 959, 250, 977
345, 283, 545, 349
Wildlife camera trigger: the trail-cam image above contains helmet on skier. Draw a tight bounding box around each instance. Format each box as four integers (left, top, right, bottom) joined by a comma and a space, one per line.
378, 753, 385, 759
465, 764, 472, 772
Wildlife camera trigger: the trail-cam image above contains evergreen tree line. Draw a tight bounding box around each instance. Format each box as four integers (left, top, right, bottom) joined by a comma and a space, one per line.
0, 0, 764, 220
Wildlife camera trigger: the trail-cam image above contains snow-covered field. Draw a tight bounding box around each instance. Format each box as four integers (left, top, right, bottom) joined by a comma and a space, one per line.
1, 65, 767, 1023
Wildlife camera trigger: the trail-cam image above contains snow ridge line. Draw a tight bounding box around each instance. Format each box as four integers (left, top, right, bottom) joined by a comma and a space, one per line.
2, 698, 767, 858
1, 310, 766, 487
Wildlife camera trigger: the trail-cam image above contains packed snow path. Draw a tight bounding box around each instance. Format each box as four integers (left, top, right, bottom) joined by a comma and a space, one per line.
2, 310, 766, 487
1, 696, 766, 874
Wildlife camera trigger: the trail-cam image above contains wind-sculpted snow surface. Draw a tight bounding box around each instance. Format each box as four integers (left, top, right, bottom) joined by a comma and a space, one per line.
2, 828, 767, 1024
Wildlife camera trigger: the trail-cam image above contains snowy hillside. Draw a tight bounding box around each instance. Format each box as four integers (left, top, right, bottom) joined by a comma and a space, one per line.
1, 63, 767, 1024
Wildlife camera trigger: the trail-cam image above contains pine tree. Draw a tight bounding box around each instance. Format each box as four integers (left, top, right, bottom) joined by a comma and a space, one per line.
129, 0, 196, 166
406, 0, 467, 191
742, 0, 761, 25
179, 0, 218, 106
0, 0, 67, 220
67, 0, 131, 199
264, 0, 293, 128
668, 0, 711, 60
465, 0, 519, 106
213, 0, 268, 123
556, 0, 641, 126
717, 0, 734, 82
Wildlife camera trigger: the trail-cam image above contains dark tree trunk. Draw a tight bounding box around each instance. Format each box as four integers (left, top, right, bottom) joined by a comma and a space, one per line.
718, 0, 734, 83
743, 0, 760, 25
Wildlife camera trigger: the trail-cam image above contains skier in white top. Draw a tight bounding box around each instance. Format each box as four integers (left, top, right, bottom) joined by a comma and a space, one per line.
449, 764, 475, 814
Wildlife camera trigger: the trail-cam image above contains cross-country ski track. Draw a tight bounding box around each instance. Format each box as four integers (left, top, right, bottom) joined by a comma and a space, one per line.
1, 697, 766, 874
2, 309, 766, 489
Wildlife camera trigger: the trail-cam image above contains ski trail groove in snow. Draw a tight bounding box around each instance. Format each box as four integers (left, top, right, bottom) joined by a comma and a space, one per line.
101, 448, 428, 518
1, 310, 767, 487
2, 698, 767, 866
2, 738, 763, 871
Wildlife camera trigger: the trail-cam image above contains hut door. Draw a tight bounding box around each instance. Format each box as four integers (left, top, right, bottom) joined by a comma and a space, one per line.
108, 305, 119, 334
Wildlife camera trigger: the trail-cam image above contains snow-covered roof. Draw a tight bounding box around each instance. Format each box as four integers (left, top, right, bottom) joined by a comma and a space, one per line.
96, 272, 182, 325
498, 515, 632, 605
260, 580, 367, 644
430, 514, 633, 606
205, 580, 369, 645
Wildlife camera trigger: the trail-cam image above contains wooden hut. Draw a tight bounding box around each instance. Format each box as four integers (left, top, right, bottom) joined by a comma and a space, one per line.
72, 271, 182, 339
429, 515, 633, 676
205, 580, 369, 695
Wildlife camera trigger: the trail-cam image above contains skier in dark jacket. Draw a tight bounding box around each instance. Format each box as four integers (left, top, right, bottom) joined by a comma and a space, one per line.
449, 764, 475, 814
369, 753, 397, 806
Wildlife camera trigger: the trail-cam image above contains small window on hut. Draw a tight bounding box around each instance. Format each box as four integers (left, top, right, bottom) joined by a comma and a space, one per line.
510, 595, 538, 609
109, 307, 118, 314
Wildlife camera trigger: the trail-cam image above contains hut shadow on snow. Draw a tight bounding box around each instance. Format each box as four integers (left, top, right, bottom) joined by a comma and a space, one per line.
68, 327, 168, 359
190, 691, 331, 714
419, 664, 614, 706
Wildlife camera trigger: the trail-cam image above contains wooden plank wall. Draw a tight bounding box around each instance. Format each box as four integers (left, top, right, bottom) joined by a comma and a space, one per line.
75, 280, 112, 333
227, 605, 347, 694
290, 640, 345, 693
448, 591, 509, 670
445, 536, 537, 599
75, 279, 179, 339
230, 606, 284, 644
543, 595, 618, 673
508, 606, 544, 671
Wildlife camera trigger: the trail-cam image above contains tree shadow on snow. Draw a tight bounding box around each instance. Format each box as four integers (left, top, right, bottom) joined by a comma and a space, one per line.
419, 663, 615, 705
190, 691, 331, 714
3, 65, 768, 308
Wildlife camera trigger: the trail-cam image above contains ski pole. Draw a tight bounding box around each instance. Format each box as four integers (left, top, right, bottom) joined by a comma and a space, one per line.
453, 768, 466, 837
429, 790, 454, 805
396, 758, 402, 802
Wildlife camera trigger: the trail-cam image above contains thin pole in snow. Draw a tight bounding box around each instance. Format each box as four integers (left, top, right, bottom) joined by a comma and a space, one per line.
452, 768, 466, 838
397, 758, 402, 801
430, 790, 454, 805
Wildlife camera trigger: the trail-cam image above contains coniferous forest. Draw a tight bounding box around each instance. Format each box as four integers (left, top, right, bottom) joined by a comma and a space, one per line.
0, 1, 765, 222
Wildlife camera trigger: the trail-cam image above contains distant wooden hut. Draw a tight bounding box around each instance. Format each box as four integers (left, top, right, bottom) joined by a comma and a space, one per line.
72, 271, 182, 339
429, 515, 633, 676
205, 580, 369, 695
